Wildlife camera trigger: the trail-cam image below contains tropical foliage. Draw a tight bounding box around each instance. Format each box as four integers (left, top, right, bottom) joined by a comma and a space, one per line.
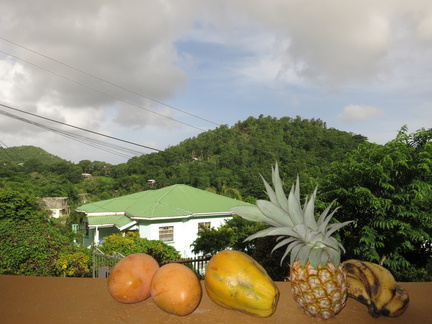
191, 216, 268, 256
54, 249, 92, 277
99, 232, 181, 264
0, 145, 64, 164
0, 187, 87, 276
195, 127, 432, 281
0, 116, 430, 281
320, 127, 432, 281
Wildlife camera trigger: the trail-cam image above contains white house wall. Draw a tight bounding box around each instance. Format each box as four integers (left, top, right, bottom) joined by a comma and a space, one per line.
138, 216, 232, 258
83, 215, 233, 258
51, 209, 61, 218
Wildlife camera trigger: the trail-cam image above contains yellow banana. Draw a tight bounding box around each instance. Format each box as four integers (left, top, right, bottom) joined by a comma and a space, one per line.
342, 260, 380, 298
361, 261, 397, 313
342, 259, 390, 317
378, 284, 410, 317
345, 275, 373, 308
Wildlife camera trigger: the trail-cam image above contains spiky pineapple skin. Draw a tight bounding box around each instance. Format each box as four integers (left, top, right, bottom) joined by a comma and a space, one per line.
290, 260, 348, 320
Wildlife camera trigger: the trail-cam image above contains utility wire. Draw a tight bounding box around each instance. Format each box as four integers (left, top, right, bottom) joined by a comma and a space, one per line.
0, 106, 225, 168
0, 36, 221, 128
0, 106, 229, 169
0, 102, 163, 154
0, 109, 145, 159
0, 41, 278, 160
0, 108, 159, 157
0, 49, 210, 134
0, 140, 22, 163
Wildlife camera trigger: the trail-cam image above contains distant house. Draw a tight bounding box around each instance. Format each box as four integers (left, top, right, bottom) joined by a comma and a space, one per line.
42, 197, 70, 218
76, 184, 252, 257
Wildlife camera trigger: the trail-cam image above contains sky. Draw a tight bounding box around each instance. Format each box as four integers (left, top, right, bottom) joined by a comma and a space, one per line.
0, 1, 431, 165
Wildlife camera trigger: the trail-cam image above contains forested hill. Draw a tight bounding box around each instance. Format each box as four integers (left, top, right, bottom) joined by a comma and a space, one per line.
0, 116, 368, 202
120, 115, 367, 200
0, 145, 64, 164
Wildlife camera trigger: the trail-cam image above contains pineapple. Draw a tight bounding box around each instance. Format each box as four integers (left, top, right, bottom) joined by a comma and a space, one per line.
231, 163, 352, 320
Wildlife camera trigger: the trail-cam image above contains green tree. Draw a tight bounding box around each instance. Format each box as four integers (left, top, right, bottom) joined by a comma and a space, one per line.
252, 236, 290, 281
191, 216, 290, 280
0, 187, 79, 276
48, 161, 83, 184
0, 187, 50, 222
92, 161, 113, 176
191, 226, 235, 256
321, 127, 432, 281
77, 159, 93, 174
54, 248, 92, 277
191, 216, 267, 256
205, 185, 243, 200
99, 232, 181, 264
23, 158, 47, 173
0, 219, 68, 275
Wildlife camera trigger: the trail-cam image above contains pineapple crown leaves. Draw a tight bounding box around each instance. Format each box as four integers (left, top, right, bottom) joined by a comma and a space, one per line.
230, 162, 353, 269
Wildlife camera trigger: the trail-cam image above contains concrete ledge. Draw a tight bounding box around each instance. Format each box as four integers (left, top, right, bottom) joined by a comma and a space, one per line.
0, 275, 430, 323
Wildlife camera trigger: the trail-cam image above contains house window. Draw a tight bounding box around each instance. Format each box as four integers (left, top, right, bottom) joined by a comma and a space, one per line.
159, 226, 174, 242
198, 222, 211, 233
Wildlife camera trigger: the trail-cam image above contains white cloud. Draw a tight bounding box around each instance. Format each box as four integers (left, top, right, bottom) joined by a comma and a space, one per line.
113, 102, 179, 130
0, 0, 190, 119
338, 104, 384, 123
0, 1, 431, 163
0, 0, 197, 163
221, 0, 432, 86
0, 60, 30, 104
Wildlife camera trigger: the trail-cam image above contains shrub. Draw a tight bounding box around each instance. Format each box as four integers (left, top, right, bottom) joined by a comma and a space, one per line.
99, 232, 181, 263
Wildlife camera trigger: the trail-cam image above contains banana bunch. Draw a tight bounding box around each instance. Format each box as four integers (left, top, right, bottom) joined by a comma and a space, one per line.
341, 259, 410, 318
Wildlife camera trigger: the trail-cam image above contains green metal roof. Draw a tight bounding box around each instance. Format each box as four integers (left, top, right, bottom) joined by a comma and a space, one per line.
77, 184, 252, 227
86, 215, 136, 230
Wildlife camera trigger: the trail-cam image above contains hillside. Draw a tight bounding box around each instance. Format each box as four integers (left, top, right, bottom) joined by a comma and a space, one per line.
0, 116, 368, 202
0, 145, 65, 164
120, 115, 368, 199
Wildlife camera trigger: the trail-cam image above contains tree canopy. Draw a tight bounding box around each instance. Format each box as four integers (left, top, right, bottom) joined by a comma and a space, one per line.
320, 127, 432, 281
0, 187, 88, 276
191, 216, 268, 256
190, 126, 432, 282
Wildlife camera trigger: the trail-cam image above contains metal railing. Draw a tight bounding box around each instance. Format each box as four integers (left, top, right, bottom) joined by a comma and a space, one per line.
92, 248, 211, 279
163, 256, 211, 279
92, 248, 124, 278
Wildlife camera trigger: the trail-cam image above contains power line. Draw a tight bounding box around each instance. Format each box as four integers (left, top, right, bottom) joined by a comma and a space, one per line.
0, 36, 221, 128
0, 38, 275, 153
0, 140, 22, 164
0, 104, 221, 167
0, 102, 163, 155
0, 47, 215, 134
0, 110, 143, 159
0, 39, 278, 160
0, 49, 211, 134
